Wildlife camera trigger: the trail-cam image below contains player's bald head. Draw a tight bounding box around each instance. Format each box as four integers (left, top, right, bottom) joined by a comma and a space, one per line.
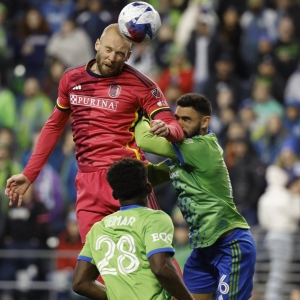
100, 23, 132, 50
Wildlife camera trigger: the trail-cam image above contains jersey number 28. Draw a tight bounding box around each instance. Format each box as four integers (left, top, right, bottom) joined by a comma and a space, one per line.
96, 234, 140, 275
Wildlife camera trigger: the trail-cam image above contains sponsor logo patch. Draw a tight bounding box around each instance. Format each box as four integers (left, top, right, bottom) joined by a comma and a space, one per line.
108, 84, 121, 98
70, 94, 119, 111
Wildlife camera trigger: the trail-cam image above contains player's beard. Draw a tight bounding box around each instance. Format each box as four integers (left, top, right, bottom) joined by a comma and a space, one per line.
184, 123, 201, 138
96, 54, 123, 77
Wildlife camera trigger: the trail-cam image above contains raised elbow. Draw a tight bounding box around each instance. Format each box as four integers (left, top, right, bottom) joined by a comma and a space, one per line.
72, 276, 85, 296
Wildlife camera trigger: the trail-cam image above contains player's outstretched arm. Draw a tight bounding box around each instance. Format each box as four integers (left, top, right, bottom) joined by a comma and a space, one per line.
72, 260, 107, 300
135, 117, 177, 159
5, 173, 32, 207
152, 110, 184, 142
149, 252, 194, 300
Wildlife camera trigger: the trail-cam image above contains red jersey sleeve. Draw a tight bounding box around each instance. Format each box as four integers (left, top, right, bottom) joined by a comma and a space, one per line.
56, 69, 71, 111
23, 110, 71, 182
136, 80, 183, 142
152, 110, 184, 143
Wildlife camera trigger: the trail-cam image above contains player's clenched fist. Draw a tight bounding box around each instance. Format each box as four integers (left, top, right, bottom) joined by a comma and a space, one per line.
5, 173, 32, 207
150, 119, 170, 137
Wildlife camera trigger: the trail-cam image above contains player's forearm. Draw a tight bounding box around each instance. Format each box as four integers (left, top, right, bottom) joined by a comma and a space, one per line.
155, 110, 184, 142
147, 162, 170, 187
135, 117, 178, 159
23, 108, 70, 182
154, 261, 194, 300
73, 281, 107, 300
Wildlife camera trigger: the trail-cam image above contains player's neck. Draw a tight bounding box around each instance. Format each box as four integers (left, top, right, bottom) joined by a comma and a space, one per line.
90, 62, 101, 75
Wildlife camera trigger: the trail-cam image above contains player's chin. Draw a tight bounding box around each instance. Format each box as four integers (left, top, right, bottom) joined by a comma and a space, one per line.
101, 67, 119, 77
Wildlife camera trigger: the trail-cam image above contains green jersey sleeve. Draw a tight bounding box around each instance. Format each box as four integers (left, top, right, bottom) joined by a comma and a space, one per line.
135, 117, 178, 159
78, 228, 95, 265
147, 161, 170, 187
143, 211, 175, 258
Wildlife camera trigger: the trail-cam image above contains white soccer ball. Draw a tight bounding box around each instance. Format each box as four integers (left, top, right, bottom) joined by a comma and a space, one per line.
118, 1, 161, 44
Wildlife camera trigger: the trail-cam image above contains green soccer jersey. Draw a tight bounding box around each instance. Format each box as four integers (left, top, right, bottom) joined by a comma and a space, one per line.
78, 205, 175, 300
135, 118, 249, 248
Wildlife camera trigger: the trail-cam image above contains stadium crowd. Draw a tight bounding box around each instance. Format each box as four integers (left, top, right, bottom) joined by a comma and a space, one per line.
0, 0, 300, 299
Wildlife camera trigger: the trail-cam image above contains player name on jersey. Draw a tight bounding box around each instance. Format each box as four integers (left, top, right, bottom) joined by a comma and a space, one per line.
105, 215, 136, 228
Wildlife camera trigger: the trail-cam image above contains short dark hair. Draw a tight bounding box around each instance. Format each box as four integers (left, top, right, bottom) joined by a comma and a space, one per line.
176, 93, 212, 116
106, 157, 148, 200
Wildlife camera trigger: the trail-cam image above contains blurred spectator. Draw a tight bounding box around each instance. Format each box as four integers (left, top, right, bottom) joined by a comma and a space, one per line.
290, 289, 300, 300
273, 16, 300, 82
251, 54, 285, 104
46, 18, 94, 68
283, 100, 300, 141
17, 77, 53, 153
40, 0, 75, 33
48, 209, 83, 300
157, 44, 194, 94
60, 129, 78, 205
203, 51, 243, 112
153, 22, 175, 70
258, 164, 300, 300
226, 136, 266, 226
155, 0, 182, 30
56, 209, 82, 271
127, 43, 156, 76
186, 15, 215, 93
0, 3, 11, 72
0, 140, 22, 244
0, 71, 16, 130
250, 80, 284, 130
252, 114, 288, 166
43, 56, 67, 103
15, 8, 51, 83
0, 184, 52, 300
216, 0, 247, 18
284, 59, 300, 103
175, 1, 217, 48
240, 0, 277, 78
102, 0, 128, 23
23, 130, 65, 235
211, 5, 243, 77
273, 0, 300, 40
237, 99, 258, 135
275, 136, 300, 181
257, 33, 275, 62
162, 83, 182, 113
76, 0, 112, 44
209, 87, 235, 136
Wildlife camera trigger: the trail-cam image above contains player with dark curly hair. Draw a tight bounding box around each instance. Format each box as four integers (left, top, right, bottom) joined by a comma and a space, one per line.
72, 158, 193, 300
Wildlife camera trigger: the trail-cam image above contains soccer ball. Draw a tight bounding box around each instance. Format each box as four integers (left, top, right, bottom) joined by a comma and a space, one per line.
118, 2, 161, 44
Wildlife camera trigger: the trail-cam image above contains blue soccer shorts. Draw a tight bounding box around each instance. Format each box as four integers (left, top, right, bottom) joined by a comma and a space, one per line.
183, 228, 256, 299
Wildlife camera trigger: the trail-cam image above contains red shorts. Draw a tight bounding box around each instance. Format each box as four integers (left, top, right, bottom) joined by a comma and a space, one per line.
75, 170, 161, 243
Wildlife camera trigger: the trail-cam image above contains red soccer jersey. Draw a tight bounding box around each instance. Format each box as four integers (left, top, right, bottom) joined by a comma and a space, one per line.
23, 59, 183, 182
56, 59, 173, 171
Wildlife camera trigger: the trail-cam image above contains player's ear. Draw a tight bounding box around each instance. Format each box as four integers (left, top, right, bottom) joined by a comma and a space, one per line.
95, 38, 100, 52
201, 116, 210, 128
112, 191, 119, 200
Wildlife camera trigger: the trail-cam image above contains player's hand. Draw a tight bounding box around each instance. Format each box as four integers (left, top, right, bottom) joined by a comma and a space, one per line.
5, 174, 32, 207
150, 119, 170, 137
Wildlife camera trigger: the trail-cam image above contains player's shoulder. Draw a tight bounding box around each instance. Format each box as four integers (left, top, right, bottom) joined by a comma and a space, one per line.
144, 208, 172, 222
61, 63, 87, 78
122, 64, 157, 88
